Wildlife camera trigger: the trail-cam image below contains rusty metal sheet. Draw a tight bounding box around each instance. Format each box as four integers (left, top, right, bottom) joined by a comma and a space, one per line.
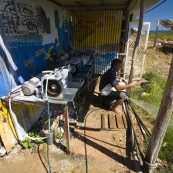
0, 99, 46, 153
11, 102, 46, 132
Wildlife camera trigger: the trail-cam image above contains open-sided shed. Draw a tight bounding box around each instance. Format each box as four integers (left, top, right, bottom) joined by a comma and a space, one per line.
0, 0, 161, 159
0, 0, 159, 97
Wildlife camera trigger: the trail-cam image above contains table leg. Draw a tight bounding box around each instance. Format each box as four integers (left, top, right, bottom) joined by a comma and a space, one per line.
64, 106, 70, 154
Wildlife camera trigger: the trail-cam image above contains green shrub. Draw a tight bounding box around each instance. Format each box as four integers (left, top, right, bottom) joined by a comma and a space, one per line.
149, 31, 173, 41
21, 128, 43, 149
131, 71, 166, 107
159, 128, 173, 170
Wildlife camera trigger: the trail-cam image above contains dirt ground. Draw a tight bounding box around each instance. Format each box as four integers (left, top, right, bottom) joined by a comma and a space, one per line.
0, 41, 172, 173
0, 80, 139, 173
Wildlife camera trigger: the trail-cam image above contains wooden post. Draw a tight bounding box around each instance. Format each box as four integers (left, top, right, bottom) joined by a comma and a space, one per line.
127, 0, 144, 96
64, 106, 71, 154
120, 10, 130, 77
121, 10, 130, 53
143, 57, 173, 173
153, 20, 160, 48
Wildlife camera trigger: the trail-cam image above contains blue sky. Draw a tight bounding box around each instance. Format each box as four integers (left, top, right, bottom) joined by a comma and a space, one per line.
143, 0, 173, 30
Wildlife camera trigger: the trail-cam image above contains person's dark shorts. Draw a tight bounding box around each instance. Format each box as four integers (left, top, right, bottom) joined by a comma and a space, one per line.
105, 91, 127, 100
100, 91, 127, 107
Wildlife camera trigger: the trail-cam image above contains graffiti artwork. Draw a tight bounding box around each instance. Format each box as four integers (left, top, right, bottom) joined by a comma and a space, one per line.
24, 57, 33, 67
36, 48, 45, 57
0, 1, 50, 34
24, 57, 34, 74
73, 20, 94, 42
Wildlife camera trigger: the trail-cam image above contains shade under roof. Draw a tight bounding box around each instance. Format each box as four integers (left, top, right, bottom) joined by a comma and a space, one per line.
49, 0, 160, 21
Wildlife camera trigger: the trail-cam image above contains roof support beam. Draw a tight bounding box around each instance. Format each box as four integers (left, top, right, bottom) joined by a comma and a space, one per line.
124, 0, 137, 14
74, 1, 84, 6
49, 0, 64, 8
65, 5, 126, 11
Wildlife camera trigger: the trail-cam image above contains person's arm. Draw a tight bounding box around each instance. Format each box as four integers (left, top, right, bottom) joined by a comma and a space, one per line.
115, 81, 137, 91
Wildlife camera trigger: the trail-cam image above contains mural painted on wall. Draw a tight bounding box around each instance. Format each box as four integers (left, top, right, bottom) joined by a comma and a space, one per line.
0, 34, 21, 97
0, 0, 50, 34
54, 9, 72, 53
72, 10, 123, 74
0, 0, 72, 97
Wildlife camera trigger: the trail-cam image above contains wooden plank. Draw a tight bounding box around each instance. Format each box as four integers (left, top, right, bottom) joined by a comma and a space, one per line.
161, 42, 173, 48
108, 113, 116, 129
115, 114, 125, 129
122, 114, 128, 129
101, 114, 108, 129
0, 100, 18, 153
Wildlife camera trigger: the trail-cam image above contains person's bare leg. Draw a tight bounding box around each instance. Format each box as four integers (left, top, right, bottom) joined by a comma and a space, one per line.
111, 97, 128, 114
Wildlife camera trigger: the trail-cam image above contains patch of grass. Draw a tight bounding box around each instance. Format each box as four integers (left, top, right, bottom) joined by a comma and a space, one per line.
131, 71, 173, 170
159, 127, 173, 171
131, 71, 166, 106
142, 71, 167, 105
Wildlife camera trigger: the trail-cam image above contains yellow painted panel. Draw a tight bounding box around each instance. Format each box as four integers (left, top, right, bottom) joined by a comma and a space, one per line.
72, 11, 122, 48
0, 100, 18, 153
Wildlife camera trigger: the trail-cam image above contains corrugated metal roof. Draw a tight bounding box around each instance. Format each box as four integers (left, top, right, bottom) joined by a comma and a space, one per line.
50, 0, 129, 10
50, 0, 160, 20
159, 19, 173, 30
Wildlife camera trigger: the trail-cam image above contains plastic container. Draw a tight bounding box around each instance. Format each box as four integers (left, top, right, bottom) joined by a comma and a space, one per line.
35, 85, 42, 97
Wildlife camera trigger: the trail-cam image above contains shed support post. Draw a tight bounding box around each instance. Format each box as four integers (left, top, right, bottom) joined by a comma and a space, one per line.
143, 57, 173, 173
120, 10, 130, 77
121, 10, 130, 54
127, 0, 144, 96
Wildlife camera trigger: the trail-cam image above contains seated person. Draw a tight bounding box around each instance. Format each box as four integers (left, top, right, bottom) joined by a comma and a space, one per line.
99, 59, 137, 114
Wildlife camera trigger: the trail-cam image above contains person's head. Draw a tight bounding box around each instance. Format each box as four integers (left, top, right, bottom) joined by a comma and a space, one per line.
111, 59, 122, 72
